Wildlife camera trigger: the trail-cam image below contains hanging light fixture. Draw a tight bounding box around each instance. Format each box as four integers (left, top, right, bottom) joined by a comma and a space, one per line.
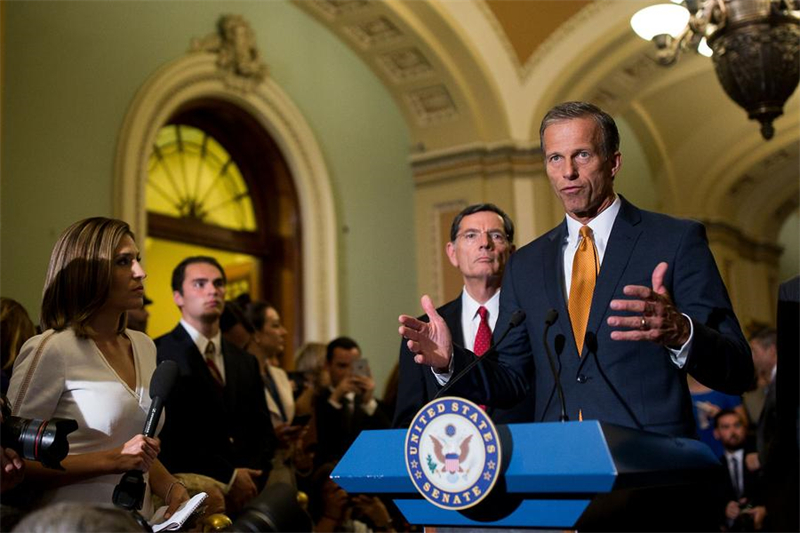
631, 0, 800, 140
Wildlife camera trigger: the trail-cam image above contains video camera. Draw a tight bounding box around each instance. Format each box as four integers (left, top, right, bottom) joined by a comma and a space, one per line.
0, 395, 77, 470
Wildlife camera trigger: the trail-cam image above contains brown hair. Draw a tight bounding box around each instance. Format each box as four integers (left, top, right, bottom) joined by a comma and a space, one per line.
539, 101, 620, 160
0, 298, 36, 371
40, 217, 134, 337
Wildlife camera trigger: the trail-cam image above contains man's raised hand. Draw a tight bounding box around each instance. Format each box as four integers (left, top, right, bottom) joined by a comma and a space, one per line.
398, 295, 453, 371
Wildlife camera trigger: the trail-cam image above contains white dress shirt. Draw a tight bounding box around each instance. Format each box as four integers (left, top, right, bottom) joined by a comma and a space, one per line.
562, 196, 692, 367
460, 289, 501, 351
181, 319, 225, 382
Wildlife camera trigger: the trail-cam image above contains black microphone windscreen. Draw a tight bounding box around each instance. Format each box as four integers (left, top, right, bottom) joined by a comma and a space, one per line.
545, 309, 558, 326
149, 360, 179, 401
509, 310, 526, 327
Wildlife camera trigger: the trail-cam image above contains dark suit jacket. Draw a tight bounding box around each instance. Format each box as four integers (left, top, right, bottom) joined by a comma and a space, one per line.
314, 387, 391, 467
156, 324, 276, 484
765, 275, 800, 531
720, 447, 762, 505
393, 295, 536, 428
448, 197, 753, 437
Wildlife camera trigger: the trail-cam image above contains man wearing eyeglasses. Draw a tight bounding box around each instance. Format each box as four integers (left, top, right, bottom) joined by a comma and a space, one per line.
393, 203, 535, 428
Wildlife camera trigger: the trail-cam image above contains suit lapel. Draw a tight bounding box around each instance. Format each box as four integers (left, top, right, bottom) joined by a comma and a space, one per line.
542, 222, 571, 341
442, 296, 464, 346
175, 324, 227, 395
586, 197, 643, 338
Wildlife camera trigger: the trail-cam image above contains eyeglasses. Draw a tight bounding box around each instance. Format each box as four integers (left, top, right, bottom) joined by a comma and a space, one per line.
456, 230, 509, 246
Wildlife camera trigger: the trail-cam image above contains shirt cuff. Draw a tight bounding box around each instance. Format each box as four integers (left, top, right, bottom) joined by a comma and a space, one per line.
668, 313, 693, 368
327, 397, 343, 410
361, 398, 378, 416
431, 352, 455, 386
225, 469, 238, 492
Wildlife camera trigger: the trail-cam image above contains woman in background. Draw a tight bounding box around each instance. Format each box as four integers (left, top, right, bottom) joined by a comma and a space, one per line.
7, 217, 188, 519
0, 297, 36, 395
243, 300, 304, 487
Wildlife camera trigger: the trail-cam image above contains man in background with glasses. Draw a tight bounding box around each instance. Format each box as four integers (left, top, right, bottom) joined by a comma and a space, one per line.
393, 203, 535, 427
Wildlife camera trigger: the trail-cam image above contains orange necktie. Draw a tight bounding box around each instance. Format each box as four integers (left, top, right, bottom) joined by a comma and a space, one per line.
568, 226, 599, 355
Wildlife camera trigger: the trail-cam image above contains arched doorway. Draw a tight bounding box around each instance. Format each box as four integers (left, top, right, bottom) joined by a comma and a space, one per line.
145, 98, 302, 364
115, 41, 339, 352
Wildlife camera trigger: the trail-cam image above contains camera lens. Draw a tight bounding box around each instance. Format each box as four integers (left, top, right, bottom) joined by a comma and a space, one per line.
1, 416, 78, 470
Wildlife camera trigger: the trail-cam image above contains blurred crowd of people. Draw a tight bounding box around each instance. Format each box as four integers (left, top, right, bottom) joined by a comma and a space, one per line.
0, 211, 795, 533
0, 218, 403, 533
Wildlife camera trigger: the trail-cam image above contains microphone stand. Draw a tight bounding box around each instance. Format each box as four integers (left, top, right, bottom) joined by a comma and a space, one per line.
434, 310, 526, 401
542, 309, 568, 421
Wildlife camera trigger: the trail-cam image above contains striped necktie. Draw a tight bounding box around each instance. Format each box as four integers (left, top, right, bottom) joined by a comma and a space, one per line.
205, 341, 224, 387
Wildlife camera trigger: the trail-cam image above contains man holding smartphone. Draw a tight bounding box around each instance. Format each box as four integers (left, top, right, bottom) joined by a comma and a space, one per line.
314, 337, 391, 467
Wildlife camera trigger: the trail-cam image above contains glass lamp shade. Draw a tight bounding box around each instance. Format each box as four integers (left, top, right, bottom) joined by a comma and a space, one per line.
631, 4, 691, 40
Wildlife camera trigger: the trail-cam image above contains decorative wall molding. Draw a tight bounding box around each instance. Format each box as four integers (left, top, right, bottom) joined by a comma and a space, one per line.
189, 14, 268, 92
411, 143, 542, 186
702, 220, 784, 263
344, 15, 405, 48
377, 47, 435, 82
114, 18, 339, 341
405, 85, 459, 126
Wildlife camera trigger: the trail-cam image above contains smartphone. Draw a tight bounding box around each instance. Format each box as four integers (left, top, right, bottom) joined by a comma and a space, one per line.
352, 358, 371, 378
291, 414, 312, 427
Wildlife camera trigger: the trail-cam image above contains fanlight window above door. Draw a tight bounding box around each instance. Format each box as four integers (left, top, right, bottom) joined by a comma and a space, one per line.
147, 124, 256, 231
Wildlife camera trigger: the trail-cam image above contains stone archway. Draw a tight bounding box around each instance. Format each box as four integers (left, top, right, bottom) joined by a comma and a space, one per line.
114, 17, 338, 342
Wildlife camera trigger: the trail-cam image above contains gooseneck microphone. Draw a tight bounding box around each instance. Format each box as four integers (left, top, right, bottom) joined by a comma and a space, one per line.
433, 310, 526, 401
542, 309, 568, 421
113, 360, 179, 511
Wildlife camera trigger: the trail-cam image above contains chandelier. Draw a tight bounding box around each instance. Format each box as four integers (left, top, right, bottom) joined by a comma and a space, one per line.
631, 0, 800, 140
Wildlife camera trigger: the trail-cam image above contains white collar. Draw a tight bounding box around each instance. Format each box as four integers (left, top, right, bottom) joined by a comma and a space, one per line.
724, 448, 744, 461
180, 319, 222, 356
461, 288, 500, 322
564, 195, 621, 261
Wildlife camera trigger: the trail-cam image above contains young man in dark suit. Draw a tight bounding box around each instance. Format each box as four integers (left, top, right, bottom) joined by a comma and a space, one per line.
714, 409, 765, 531
393, 203, 535, 428
314, 336, 391, 467
156, 256, 275, 513
400, 101, 753, 438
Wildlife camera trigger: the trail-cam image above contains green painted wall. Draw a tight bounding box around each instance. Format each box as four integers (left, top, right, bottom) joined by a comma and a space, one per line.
1, 0, 415, 393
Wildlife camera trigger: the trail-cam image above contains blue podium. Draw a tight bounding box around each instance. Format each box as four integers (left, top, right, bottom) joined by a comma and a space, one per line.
331, 421, 722, 529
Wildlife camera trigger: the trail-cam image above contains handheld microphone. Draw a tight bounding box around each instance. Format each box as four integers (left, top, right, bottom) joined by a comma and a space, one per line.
542, 309, 568, 421
113, 360, 179, 511
434, 310, 526, 401
143, 360, 179, 437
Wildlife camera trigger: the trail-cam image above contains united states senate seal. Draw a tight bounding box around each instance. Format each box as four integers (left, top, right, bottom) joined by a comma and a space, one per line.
404, 397, 502, 510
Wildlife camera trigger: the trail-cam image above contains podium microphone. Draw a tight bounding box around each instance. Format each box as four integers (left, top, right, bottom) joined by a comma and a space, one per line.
434, 310, 526, 401
113, 360, 179, 510
542, 309, 568, 421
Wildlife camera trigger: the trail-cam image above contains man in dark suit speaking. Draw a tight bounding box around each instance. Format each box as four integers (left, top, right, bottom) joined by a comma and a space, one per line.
156, 256, 275, 513
399, 101, 754, 437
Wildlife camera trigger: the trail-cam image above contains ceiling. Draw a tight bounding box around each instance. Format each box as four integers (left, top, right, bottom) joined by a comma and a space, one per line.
295, 0, 798, 246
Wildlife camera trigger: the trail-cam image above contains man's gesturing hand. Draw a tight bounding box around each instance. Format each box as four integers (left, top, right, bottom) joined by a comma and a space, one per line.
398, 295, 453, 371
607, 262, 690, 348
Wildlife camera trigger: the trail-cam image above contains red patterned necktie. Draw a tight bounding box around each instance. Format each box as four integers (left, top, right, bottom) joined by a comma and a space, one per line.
474, 306, 492, 411
474, 306, 492, 356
